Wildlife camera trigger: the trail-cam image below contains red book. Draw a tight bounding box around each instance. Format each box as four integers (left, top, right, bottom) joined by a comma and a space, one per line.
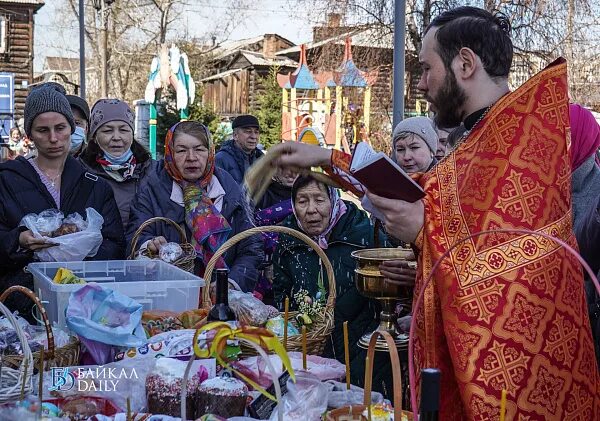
350, 142, 425, 202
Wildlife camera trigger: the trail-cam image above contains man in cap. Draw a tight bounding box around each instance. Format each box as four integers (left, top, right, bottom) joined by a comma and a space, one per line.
215, 114, 264, 184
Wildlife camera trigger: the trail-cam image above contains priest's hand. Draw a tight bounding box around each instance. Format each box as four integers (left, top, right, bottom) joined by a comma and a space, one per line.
380, 260, 417, 286
270, 142, 333, 168
366, 192, 424, 244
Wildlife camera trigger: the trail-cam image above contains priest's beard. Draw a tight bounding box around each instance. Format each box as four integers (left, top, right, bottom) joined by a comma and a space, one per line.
429, 69, 467, 128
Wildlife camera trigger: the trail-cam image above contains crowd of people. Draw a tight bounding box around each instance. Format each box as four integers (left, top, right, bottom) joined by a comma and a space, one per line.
0, 4, 598, 419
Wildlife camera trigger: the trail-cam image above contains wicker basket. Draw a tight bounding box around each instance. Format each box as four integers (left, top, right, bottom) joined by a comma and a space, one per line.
0, 286, 80, 373
202, 225, 336, 356
0, 294, 33, 402
324, 330, 414, 421
129, 217, 197, 273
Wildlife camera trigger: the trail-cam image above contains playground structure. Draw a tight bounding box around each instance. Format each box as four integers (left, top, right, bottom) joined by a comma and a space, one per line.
277, 38, 378, 150
144, 44, 196, 158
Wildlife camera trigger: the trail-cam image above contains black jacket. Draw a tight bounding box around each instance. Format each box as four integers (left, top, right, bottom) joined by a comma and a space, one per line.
126, 162, 264, 292
215, 139, 264, 185
0, 156, 126, 315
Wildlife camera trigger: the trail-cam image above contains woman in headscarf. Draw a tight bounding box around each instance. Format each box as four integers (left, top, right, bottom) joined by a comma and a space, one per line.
0, 83, 125, 317
272, 174, 391, 390
127, 121, 263, 292
79, 99, 157, 228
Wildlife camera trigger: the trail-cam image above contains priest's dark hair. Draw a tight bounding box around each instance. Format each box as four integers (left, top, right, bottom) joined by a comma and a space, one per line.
427, 6, 513, 79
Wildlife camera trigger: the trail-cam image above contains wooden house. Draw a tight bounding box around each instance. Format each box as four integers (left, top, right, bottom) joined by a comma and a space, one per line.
275, 25, 424, 125
201, 34, 297, 116
0, 0, 44, 122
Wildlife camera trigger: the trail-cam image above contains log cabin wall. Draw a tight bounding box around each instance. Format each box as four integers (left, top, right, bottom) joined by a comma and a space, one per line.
0, 1, 44, 121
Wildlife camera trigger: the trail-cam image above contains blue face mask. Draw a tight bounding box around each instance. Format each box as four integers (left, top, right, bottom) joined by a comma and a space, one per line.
70, 126, 86, 152
103, 148, 133, 165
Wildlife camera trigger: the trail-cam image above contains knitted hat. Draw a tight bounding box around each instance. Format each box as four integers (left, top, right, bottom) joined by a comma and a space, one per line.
89, 99, 135, 139
392, 116, 438, 154
232, 114, 260, 130
66, 95, 90, 122
24, 82, 76, 137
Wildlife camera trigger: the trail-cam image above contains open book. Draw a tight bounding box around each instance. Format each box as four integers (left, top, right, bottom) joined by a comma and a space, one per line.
350, 142, 425, 203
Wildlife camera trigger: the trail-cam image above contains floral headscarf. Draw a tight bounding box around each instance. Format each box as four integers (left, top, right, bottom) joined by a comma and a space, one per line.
164, 122, 231, 272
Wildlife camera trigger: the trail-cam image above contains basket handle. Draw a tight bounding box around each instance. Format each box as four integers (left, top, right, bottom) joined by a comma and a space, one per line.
180, 337, 286, 421
202, 225, 337, 312
0, 286, 55, 361
363, 330, 403, 420
128, 217, 189, 259
0, 296, 33, 389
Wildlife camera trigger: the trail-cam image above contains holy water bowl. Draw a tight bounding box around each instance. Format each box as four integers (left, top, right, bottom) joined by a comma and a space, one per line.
351, 248, 416, 303
351, 247, 417, 350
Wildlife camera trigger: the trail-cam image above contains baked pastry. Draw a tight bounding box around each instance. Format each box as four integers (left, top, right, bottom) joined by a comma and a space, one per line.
196, 376, 248, 418
51, 223, 80, 237
146, 358, 203, 418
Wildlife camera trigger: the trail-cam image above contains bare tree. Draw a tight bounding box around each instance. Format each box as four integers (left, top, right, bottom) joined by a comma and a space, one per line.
293, 0, 600, 108
48, 0, 250, 104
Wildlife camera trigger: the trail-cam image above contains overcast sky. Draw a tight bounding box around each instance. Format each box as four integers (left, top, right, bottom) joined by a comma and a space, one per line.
33, 1, 316, 72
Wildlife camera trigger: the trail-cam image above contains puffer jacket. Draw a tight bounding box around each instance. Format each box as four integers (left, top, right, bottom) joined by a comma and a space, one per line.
126, 162, 264, 292
215, 139, 264, 184
0, 156, 125, 316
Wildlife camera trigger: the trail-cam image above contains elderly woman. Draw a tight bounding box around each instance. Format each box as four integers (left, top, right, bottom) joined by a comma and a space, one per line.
273, 174, 391, 388
392, 116, 438, 172
0, 83, 125, 316
79, 99, 157, 227
127, 121, 263, 292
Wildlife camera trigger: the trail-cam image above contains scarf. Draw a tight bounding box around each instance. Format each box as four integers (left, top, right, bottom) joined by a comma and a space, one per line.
164, 123, 231, 272
293, 185, 347, 249
96, 150, 137, 182
570, 103, 600, 170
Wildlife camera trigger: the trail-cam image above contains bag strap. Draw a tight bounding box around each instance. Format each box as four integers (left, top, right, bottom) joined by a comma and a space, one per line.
62, 171, 98, 211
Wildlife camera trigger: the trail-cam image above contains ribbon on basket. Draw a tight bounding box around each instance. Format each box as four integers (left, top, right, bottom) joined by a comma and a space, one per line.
193, 322, 296, 401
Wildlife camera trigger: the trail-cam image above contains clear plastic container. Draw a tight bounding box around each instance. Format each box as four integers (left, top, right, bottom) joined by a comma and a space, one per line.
27, 260, 205, 329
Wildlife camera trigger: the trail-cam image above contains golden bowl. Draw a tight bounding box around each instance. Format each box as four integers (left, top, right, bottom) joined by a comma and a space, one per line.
351, 248, 416, 301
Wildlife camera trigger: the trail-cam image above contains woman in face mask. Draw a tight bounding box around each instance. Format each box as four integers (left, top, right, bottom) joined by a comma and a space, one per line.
79, 99, 157, 227
66, 95, 90, 157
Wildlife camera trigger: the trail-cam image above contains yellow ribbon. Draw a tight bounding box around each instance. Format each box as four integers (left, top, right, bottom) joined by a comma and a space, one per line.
193, 322, 296, 401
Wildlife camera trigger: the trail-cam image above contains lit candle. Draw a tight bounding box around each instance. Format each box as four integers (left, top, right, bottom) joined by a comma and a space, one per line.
283, 297, 290, 351
343, 321, 350, 390
499, 389, 507, 421
302, 325, 307, 370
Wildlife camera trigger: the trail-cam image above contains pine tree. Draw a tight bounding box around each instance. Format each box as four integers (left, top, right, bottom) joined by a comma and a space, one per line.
253, 67, 283, 150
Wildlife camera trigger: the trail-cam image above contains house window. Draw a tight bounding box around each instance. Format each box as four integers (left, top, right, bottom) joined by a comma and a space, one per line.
0, 17, 6, 54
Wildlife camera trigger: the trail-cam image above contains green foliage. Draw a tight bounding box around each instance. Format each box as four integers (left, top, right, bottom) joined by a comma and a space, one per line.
156, 89, 219, 156
252, 67, 283, 150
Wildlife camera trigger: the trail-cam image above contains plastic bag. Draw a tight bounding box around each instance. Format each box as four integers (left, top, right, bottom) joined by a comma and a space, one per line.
265, 316, 299, 337
234, 352, 345, 389
20, 208, 104, 262
66, 283, 146, 364
21, 209, 64, 237
159, 242, 183, 263
63, 212, 88, 231
268, 371, 329, 421
324, 380, 384, 409
229, 290, 271, 326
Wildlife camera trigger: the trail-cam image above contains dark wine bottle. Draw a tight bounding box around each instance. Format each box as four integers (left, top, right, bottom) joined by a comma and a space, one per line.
420, 368, 440, 421
207, 268, 236, 322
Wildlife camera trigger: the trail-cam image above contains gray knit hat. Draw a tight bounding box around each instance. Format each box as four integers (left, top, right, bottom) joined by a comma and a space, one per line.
24, 82, 76, 137
392, 116, 438, 154
89, 99, 135, 139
